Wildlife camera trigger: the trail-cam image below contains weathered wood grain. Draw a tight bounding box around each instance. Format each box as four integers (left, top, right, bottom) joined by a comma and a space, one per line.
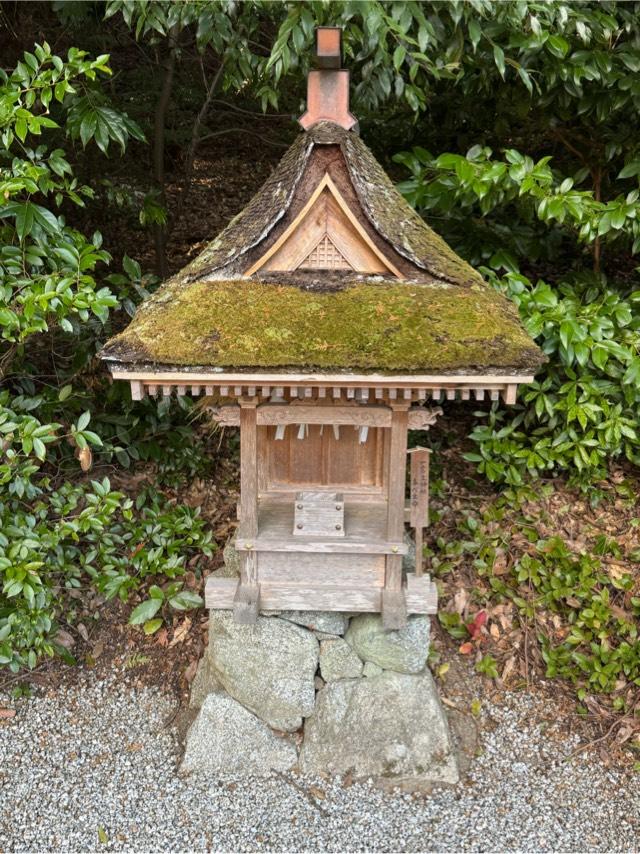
293, 491, 345, 537
245, 173, 401, 277
206, 577, 437, 614
257, 552, 385, 587
382, 588, 407, 630
233, 582, 260, 625
115, 368, 535, 386
237, 538, 406, 555
239, 400, 258, 540
408, 447, 431, 578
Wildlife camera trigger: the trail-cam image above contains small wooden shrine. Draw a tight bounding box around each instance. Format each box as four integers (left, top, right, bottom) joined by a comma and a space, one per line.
102, 28, 543, 630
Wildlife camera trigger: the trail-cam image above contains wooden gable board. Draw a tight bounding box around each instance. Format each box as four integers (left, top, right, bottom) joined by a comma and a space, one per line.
245, 173, 402, 277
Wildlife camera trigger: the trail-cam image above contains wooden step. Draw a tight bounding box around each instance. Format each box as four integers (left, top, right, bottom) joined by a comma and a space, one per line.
205, 575, 437, 614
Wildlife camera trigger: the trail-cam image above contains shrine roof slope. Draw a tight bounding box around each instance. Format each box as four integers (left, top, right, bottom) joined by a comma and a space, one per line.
156, 122, 484, 289
101, 278, 544, 374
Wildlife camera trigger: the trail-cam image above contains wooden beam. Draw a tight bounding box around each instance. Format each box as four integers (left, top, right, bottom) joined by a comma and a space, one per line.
239, 399, 259, 539
209, 403, 442, 430
501, 384, 518, 404
384, 402, 410, 629
235, 537, 407, 555
233, 580, 260, 625
382, 587, 407, 630
236, 399, 259, 625
408, 447, 431, 577
112, 368, 535, 386
206, 577, 437, 614
386, 404, 410, 547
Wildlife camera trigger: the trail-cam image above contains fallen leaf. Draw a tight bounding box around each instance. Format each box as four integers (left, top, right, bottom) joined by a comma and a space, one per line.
453, 587, 469, 616
98, 827, 108, 845
155, 628, 169, 647
78, 446, 92, 472
55, 629, 75, 650
0, 708, 16, 719
309, 785, 326, 800
466, 610, 487, 640
184, 659, 198, 684
459, 641, 474, 655
92, 641, 104, 660
492, 548, 508, 575
169, 617, 192, 648
501, 656, 516, 683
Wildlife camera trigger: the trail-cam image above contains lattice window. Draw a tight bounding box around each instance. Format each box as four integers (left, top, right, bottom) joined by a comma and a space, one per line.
300, 234, 353, 270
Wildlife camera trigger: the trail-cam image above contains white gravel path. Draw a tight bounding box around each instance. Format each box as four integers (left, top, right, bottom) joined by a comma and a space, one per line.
0, 671, 637, 853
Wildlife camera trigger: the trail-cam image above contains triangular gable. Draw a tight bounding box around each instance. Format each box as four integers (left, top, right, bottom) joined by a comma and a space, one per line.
245, 174, 401, 277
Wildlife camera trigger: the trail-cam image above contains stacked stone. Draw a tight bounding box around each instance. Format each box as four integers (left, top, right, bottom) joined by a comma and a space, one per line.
182, 545, 458, 787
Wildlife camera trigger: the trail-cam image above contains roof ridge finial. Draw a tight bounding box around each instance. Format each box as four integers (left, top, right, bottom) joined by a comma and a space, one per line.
298, 27, 358, 133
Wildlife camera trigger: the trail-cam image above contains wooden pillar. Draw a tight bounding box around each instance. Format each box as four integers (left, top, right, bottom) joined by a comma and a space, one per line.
383, 401, 409, 629
235, 397, 260, 624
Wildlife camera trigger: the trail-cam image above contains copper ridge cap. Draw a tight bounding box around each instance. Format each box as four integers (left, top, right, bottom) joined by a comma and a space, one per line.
298, 27, 358, 133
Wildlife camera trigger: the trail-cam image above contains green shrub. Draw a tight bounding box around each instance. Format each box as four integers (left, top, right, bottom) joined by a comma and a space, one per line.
0, 476, 213, 671
396, 141, 640, 487
0, 44, 215, 674
465, 272, 640, 485
434, 487, 640, 713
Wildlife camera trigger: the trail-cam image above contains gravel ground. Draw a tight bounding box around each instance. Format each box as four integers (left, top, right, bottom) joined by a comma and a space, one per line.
0, 672, 637, 853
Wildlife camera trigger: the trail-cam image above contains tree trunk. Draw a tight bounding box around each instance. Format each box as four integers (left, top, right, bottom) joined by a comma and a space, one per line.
173, 58, 225, 230
152, 26, 178, 279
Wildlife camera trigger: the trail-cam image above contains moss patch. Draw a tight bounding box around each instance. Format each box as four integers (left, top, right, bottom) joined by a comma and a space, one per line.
102, 279, 544, 373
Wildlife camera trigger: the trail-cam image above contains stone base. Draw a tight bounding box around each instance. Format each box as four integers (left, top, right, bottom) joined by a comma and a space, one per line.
182, 544, 459, 788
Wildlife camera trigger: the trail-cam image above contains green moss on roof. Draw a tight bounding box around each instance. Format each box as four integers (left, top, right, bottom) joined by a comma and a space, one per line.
102, 279, 544, 373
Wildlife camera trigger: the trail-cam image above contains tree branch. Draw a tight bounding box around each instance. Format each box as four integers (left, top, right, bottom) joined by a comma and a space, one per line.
152, 25, 178, 279
173, 56, 226, 229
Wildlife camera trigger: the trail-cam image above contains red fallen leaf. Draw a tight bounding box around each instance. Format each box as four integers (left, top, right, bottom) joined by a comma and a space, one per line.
459, 641, 474, 655
466, 610, 488, 640
128, 541, 147, 559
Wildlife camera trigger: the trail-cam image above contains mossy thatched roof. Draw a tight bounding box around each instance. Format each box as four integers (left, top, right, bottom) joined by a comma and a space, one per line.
101, 122, 543, 376
101, 278, 543, 374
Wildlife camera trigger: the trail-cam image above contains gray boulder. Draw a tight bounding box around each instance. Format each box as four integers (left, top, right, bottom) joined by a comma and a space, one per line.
208, 611, 318, 732
278, 611, 348, 635
402, 530, 416, 574
189, 652, 222, 709
345, 613, 430, 674
362, 661, 383, 678
181, 693, 297, 775
299, 670, 458, 785
220, 540, 241, 577
319, 638, 363, 682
